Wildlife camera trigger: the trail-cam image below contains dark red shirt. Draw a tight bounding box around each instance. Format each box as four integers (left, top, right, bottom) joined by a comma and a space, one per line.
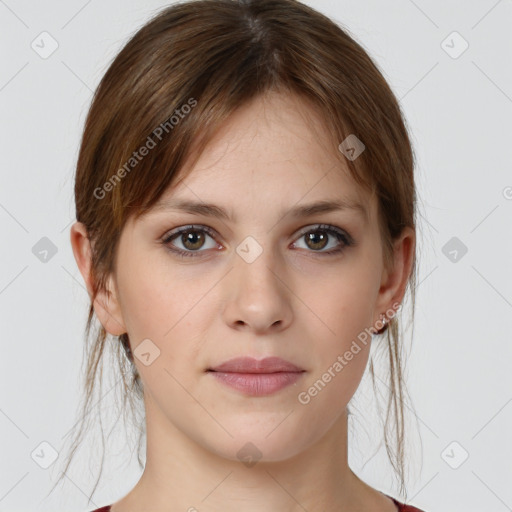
89, 494, 426, 511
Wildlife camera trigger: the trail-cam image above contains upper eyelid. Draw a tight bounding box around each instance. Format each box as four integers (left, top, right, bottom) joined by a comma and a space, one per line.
162, 223, 351, 246
162, 224, 217, 242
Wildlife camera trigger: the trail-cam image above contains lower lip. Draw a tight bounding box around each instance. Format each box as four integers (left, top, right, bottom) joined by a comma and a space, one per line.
208, 371, 304, 396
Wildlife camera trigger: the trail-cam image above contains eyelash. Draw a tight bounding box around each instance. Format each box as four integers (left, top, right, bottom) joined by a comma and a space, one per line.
161, 224, 354, 259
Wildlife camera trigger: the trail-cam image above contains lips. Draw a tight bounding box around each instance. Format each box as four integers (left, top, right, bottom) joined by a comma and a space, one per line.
207, 356, 305, 396
208, 356, 304, 374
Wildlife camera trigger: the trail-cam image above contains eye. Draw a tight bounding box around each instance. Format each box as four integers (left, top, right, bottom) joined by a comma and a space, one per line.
292, 224, 353, 255
162, 225, 219, 258
161, 223, 354, 259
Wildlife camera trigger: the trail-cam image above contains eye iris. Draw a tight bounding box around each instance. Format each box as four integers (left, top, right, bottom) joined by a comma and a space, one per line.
306, 231, 328, 251
182, 230, 205, 250
172, 228, 340, 253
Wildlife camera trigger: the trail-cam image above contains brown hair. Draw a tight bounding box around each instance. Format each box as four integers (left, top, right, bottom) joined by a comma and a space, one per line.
52, 0, 418, 504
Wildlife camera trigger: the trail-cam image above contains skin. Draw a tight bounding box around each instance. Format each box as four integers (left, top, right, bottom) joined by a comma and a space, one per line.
71, 91, 415, 512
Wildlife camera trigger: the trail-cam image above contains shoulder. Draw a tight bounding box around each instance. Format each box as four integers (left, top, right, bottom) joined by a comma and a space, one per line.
386, 494, 427, 512
87, 500, 428, 512
395, 501, 427, 511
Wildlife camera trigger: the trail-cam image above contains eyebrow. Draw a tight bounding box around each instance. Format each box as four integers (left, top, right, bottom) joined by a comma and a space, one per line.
150, 198, 368, 224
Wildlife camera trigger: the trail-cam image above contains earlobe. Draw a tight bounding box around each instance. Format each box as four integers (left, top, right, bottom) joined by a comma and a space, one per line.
70, 222, 127, 336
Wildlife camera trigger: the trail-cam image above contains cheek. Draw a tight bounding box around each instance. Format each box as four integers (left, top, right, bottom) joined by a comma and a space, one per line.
310, 284, 373, 378
309, 268, 377, 346
296, 268, 376, 398
296, 285, 373, 423
116, 259, 201, 338
116, 263, 216, 376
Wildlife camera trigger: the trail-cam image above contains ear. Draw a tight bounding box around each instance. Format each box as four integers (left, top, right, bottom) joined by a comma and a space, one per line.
70, 221, 127, 336
373, 226, 416, 324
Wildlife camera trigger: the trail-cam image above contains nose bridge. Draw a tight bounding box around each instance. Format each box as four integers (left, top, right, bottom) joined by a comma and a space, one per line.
223, 232, 292, 332
234, 233, 280, 291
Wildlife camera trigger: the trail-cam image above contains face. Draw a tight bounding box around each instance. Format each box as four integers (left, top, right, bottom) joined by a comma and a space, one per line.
85, 92, 407, 463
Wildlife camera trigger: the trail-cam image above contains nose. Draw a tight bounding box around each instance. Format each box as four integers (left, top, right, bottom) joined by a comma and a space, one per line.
222, 241, 293, 335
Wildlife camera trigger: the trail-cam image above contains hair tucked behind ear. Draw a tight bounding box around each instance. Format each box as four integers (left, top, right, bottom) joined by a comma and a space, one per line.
49, 0, 418, 504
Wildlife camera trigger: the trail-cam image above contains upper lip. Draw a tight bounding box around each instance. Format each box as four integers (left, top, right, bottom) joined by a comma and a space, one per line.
208, 356, 305, 374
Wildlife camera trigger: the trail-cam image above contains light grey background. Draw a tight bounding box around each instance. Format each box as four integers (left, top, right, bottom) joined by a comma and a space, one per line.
1, 1, 511, 511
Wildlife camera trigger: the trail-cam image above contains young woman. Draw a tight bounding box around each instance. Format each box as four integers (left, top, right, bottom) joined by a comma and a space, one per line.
63, 0, 426, 510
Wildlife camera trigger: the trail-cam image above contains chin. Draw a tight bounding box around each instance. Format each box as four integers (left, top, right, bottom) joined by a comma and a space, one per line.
198, 417, 314, 465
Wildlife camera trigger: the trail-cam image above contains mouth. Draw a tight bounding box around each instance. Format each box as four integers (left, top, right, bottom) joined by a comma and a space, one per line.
208, 356, 305, 373
207, 356, 305, 396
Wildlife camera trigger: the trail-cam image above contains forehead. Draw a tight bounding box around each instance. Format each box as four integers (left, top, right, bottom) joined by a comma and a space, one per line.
151, 92, 374, 225
181, 91, 339, 176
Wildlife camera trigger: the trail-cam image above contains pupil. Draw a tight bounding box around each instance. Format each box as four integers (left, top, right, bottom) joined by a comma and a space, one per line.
307, 231, 327, 250
179, 230, 330, 252
183, 231, 204, 250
